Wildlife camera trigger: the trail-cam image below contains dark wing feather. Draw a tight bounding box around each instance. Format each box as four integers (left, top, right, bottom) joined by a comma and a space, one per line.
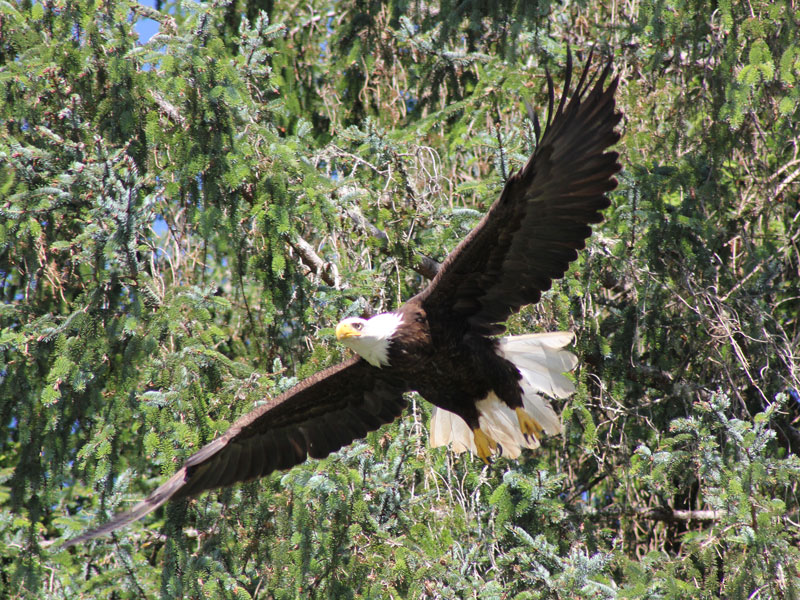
63, 358, 408, 547
414, 51, 622, 336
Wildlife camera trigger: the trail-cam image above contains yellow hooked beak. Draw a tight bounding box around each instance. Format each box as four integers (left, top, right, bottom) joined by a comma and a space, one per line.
335, 322, 362, 341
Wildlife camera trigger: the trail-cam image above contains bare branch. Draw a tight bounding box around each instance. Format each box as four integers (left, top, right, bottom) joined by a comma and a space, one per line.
149, 90, 187, 129
346, 206, 440, 279
346, 207, 389, 247
774, 163, 800, 201
598, 506, 722, 523
287, 235, 340, 288
413, 253, 440, 279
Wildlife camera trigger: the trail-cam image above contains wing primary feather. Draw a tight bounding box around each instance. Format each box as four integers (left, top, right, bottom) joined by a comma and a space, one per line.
378, 398, 406, 423
555, 46, 574, 118
545, 67, 555, 128
344, 413, 369, 439
351, 409, 384, 430
283, 428, 309, 465
255, 434, 279, 477
174, 465, 213, 500
62, 469, 189, 548
247, 434, 273, 479
271, 432, 295, 470
187, 446, 237, 493
305, 423, 336, 459
231, 443, 254, 484
325, 418, 355, 451
570, 47, 595, 104
415, 51, 621, 333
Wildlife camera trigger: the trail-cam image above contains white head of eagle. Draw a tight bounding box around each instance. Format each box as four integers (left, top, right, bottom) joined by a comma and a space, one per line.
335, 313, 404, 368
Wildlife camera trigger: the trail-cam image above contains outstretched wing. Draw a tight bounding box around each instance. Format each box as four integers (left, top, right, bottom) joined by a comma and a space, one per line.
415, 51, 622, 336
64, 358, 408, 546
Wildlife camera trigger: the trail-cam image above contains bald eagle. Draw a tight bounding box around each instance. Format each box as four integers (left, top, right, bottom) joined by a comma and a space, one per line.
64, 51, 621, 546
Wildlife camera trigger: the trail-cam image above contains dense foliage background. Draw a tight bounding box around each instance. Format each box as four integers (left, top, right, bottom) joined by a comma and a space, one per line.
1, 0, 799, 597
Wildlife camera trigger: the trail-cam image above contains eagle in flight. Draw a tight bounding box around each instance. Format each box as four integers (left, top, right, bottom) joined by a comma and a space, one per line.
65, 50, 621, 546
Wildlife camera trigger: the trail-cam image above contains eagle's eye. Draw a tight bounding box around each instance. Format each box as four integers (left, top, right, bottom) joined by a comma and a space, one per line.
352, 322, 363, 330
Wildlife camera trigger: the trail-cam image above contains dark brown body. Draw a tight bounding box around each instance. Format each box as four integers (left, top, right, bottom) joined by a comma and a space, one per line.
390, 302, 524, 429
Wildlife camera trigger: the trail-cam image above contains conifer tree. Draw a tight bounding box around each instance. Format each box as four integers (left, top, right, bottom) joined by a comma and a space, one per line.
1, 0, 798, 598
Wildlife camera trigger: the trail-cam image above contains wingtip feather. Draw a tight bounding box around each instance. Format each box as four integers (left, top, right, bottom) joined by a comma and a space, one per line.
61, 468, 188, 548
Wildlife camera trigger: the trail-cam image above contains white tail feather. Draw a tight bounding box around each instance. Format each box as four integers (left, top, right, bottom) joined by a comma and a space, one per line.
429, 331, 577, 458
477, 394, 538, 458
429, 406, 476, 454
499, 332, 578, 398
521, 389, 562, 436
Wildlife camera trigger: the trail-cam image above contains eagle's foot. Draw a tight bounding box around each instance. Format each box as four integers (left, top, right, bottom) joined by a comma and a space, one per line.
516, 407, 544, 443
472, 427, 497, 464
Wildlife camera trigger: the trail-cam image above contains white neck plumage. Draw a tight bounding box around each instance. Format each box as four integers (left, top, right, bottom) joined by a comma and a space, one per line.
335, 312, 404, 367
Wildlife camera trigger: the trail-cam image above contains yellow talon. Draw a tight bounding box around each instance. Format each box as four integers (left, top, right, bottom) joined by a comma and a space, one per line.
472, 428, 497, 464
516, 407, 544, 442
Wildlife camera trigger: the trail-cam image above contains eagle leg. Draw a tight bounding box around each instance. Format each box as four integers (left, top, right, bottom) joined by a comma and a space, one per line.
516, 407, 544, 443
472, 427, 497, 464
